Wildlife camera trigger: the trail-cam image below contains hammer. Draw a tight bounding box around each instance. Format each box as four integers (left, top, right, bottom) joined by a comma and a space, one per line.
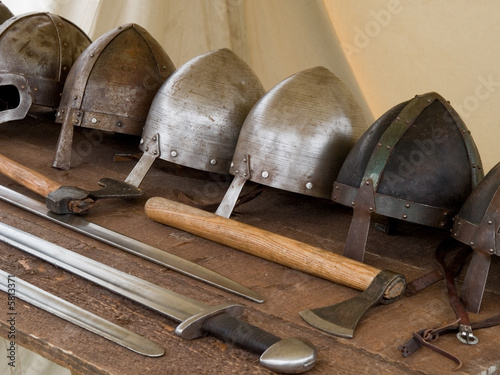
145, 197, 406, 338
0, 153, 143, 214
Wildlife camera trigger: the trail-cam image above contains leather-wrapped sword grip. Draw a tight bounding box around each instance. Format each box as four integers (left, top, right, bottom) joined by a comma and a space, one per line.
201, 313, 317, 373
202, 312, 280, 354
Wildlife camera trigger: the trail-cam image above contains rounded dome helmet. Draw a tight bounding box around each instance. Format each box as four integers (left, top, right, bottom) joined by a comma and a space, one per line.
451, 161, 500, 313
0, 12, 91, 124
125, 48, 265, 187
52, 23, 176, 170
0, 2, 13, 25
333, 92, 483, 262
215, 66, 368, 218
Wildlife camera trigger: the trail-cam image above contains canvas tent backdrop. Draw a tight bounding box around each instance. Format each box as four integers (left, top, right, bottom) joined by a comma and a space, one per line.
3, 0, 499, 172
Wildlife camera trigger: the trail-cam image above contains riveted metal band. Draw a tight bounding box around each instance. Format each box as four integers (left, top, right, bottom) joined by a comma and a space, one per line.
363, 93, 438, 189
453, 184, 500, 256
441, 97, 484, 187
333, 182, 454, 229
61, 107, 144, 135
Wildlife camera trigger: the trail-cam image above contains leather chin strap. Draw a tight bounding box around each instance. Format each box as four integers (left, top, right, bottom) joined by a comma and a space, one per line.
399, 238, 500, 370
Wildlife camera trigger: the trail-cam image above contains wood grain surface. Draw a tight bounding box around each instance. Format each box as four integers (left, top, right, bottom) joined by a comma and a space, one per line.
0, 117, 499, 375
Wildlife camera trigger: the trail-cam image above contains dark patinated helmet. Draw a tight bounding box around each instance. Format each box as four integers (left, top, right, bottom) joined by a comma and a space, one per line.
0, 2, 13, 24
0, 12, 91, 124
52, 23, 176, 170
125, 48, 265, 187
451, 162, 500, 313
333, 92, 483, 262
215, 66, 368, 217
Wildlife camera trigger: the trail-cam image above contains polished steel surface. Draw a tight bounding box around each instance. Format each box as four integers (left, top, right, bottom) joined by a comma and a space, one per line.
0, 268, 165, 357
137, 48, 265, 178
0, 222, 316, 373
0, 185, 264, 303
0, 221, 208, 322
216, 66, 367, 218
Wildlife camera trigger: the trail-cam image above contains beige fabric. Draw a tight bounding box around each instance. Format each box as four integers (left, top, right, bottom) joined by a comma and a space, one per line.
2, 0, 498, 171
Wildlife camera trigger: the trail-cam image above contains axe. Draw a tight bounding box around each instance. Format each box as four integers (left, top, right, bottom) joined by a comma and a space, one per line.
145, 197, 406, 338
0, 153, 143, 214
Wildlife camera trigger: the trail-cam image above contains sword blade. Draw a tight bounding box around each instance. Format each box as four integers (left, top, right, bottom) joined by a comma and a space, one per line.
0, 185, 264, 303
0, 269, 165, 357
0, 222, 317, 373
0, 222, 207, 321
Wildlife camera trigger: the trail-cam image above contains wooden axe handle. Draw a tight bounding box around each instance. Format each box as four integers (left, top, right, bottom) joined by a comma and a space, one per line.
0, 153, 61, 197
145, 197, 403, 300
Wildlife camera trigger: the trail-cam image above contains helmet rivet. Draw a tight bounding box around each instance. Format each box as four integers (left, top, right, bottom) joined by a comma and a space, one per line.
470, 241, 475, 246
90, 53, 95, 58
403, 214, 408, 219
488, 220, 493, 225
377, 143, 382, 147
351, 202, 355, 206
34, 87, 38, 92
63, 42, 69, 47
74, 119, 79, 125
76, 112, 82, 116
153, 151, 158, 155
365, 180, 370, 185
261, 171, 269, 179
210, 159, 217, 165
145, 147, 149, 152
91, 117, 97, 124
116, 122, 123, 127
335, 185, 339, 190
489, 249, 495, 254
170, 150, 178, 157
405, 203, 410, 208
386, 145, 391, 149
140, 139, 144, 144
152, 136, 157, 141
20, 85, 25, 89
369, 207, 374, 212
230, 162, 234, 168
62, 66, 68, 71
73, 95, 78, 100
333, 196, 337, 200
306, 182, 313, 190
243, 158, 247, 163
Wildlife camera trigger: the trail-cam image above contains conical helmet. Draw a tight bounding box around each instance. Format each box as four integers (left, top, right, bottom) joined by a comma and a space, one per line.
0, 12, 91, 124
124, 48, 265, 187
334, 92, 483, 262
52, 23, 176, 170
0, 2, 13, 25
451, 161, 500, 313
215, 66, 368, 218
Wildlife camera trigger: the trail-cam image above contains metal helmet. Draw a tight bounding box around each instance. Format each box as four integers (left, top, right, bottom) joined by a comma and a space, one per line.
333, 92, 483, 262
52, 23, 176, 170
215, 66, 368, 218
451, 162, 500, 313
0, 2, 13, 25
0, 12, 91, 124
124, 48, 265, 187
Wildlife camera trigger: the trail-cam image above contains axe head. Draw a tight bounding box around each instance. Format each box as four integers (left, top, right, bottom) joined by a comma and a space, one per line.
300, 270, 405, 338
46, 178, 143, 214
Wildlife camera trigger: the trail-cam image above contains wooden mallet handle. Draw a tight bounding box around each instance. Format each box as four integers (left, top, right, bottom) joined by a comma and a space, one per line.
0, 153, 61, 197
145, 197, 404, 300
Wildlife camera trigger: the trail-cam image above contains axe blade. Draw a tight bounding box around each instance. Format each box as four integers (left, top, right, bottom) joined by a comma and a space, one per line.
300, 270, 405, 338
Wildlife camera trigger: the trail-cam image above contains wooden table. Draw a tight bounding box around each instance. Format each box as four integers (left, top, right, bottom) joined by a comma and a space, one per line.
0, 117, 499, 374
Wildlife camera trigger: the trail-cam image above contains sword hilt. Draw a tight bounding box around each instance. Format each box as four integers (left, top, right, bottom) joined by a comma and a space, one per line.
201, 312, 317, 373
